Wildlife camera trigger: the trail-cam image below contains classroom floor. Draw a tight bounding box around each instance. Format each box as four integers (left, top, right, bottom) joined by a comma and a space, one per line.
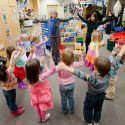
0, 35, 125, 125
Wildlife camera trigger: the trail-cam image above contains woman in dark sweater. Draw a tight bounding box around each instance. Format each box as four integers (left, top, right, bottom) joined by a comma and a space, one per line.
77, 11, 112, 53
35, 10, 73, 65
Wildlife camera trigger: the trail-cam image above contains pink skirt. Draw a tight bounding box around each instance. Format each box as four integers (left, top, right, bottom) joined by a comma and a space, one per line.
30, 79, 54, 111
84, 48, 96, 71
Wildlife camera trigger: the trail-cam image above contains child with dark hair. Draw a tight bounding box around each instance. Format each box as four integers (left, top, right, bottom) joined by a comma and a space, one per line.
6, 46, 27, 89
0, 47, 25, 117
58, 45, 125, 125
55, 48, 83, 114
25, 51, 55, 122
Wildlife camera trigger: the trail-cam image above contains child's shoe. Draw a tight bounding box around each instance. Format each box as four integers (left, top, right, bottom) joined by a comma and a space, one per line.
87, 123, 92, 125
69, 110, 75, 114
11, 108, 25, 118
63, 110, 68, 114
17, 105, 24, 109
93, 122, 99, 125
42, 113, 51, 122
18, 81, 27, 89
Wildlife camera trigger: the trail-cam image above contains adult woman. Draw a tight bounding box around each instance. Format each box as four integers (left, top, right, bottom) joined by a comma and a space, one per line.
35, 10, 73, 65
77, 11, 112, 53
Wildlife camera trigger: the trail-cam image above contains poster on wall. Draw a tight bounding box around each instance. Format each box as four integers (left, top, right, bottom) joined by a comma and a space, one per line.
1, 7, 11, 43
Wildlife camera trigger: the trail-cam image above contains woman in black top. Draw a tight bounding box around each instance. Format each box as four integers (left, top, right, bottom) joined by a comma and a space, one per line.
77, 11, 112, 53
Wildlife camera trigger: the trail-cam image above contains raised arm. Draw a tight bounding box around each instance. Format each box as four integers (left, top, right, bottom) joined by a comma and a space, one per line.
35, 36, 48, 48
40, 50, 55, 79
59, 17, 73, 22
77, 13, 90, 24
73, 51, 83, 68
97, 11, 112, 25
34, 18, 49, 23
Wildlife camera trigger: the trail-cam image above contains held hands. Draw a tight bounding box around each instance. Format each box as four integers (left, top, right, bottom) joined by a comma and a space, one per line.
108, 11, 112, 17
58, 62, 67, 70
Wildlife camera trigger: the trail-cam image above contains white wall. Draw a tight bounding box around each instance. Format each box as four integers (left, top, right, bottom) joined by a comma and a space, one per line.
40, 0, 64, 18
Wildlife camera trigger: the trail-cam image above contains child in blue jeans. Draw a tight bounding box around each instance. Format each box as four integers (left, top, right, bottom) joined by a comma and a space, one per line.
58, 45, 125, 125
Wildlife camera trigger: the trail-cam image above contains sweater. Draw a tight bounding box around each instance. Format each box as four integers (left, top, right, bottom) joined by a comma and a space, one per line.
35, 17, 73, 37
77, 13, 111, 39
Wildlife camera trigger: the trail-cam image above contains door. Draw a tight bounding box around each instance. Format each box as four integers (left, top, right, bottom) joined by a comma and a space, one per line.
47, 5, 58, 18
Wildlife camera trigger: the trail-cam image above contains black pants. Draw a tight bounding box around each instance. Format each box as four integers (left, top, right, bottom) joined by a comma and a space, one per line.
85, 37, 91, 54
83, 92, 106, 124
50, 37, 61, 64
3, 89, 17, 112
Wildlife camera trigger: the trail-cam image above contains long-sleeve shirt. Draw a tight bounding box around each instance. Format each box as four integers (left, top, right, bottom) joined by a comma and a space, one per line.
35, 17, 73, 37
74, 69, 110, 95
77, 13, 111, 39
0, 69, 17, 91
34, 40, 47, 57
56, 61, 83, 85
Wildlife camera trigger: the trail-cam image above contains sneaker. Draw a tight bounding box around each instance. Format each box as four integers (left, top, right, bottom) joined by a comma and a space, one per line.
11, 108, 25, 118
105, 95, 114, 100
17, 105, 24, 109
63, 110, 68, 114
42, 113, 51, 122
87, 123, 92, 125
93, 122, 99, 125
69, 110, 75, 114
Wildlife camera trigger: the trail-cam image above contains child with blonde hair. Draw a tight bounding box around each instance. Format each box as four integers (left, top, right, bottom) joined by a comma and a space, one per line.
31, 35, 48, 62
85, 30, 104, 71
55, 48, 83, 114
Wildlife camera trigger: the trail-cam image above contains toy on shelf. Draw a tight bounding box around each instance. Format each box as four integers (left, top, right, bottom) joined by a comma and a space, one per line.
75, 37, 84, 51
107, 32, 125, 51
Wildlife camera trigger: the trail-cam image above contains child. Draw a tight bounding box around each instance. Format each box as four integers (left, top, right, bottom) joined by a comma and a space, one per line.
84, 30, 104, 71
25, 51, 55, 122
55, 48, 83, 114
0, 48, 25, 117
105, 46, 125, 100
6, 46, 27, 89
59, 45, 125, 125
31, 35, 48, 62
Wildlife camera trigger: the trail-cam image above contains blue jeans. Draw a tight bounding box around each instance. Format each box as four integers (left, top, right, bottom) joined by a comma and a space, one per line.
59, 83, 75, 112
84, 92, 106, 123
3, 89, 17, 112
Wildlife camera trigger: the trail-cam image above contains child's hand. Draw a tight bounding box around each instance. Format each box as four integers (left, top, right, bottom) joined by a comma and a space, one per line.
30, 46, 35, 54
58, 62, 66, 70
45, 50, 52, 58
44, 36, 48, 42
78, 50, 83, 56
17, 46, 22, 51
41, 57, 46, 65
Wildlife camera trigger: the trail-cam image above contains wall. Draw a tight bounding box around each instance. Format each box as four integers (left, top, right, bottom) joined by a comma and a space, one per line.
0, 0, 21, 47
40, 0, 64, 18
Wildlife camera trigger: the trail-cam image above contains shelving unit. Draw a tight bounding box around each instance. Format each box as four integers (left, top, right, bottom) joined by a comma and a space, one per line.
60, 22, 84, 51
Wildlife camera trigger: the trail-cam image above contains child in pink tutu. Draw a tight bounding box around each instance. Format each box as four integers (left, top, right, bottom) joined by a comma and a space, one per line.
85, 30, 104, 71
25, 51, 55, 122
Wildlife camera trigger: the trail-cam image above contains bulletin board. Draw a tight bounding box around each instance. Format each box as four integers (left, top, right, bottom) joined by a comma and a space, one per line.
0, 0, 21, 47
